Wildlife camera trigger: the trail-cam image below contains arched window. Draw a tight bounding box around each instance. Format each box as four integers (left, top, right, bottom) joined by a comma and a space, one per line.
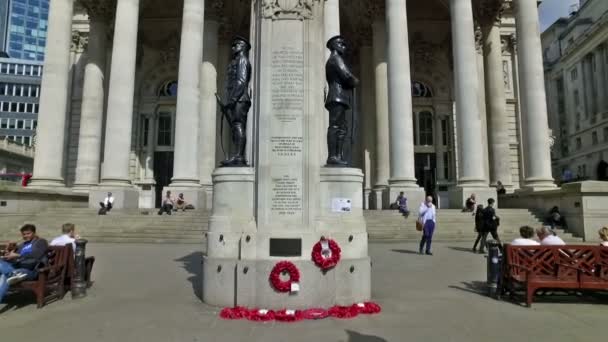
412, 81, 433, 98
418, 111, 434, 146
158, 80, 178, 97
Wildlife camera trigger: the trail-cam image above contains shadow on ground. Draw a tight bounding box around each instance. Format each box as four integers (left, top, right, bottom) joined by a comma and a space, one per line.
346, 329, 387, 342
390, 249, 420, 255
175, 252, 203, 301
448, 246, 478, 253
0, 292, 49, 314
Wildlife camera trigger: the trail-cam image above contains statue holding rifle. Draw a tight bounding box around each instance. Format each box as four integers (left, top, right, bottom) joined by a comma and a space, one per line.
216, 36, 252, 167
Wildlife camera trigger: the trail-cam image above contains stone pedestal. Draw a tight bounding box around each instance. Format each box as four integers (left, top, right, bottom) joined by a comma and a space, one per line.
88, 188, 139, 209
449, 187, 498, 210
202, 2, 370, 310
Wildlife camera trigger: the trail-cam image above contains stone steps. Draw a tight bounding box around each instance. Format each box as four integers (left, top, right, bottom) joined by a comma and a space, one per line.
0, 208, 584, 244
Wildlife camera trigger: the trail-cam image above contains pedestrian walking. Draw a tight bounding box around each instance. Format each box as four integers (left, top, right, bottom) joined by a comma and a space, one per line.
418, 196, 437, 255
472, 204, 485, 252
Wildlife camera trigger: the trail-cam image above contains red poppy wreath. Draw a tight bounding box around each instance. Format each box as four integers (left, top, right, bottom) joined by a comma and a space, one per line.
269, 261, 300, 292
311, 237, 341, 270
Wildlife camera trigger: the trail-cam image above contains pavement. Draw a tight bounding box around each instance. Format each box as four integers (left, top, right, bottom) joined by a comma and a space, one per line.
0, 242, 606, 342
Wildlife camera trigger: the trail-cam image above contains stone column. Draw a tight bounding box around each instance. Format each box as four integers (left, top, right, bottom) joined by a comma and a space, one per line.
448, 0, 495, 206
171, 0, 205, 189
74, 18, 107, 190
435, 115, 445, 182
199, 20, 220, 209
515, 0, 555, 189
323, 0, 340, 61
144, 114, 157, 181
29, 0, 74, 187
594, 47, 607, 113
100, 0, 140, 186
385, 0, 424, 205
372, 20, 390, 209
94, 0, 141, 208
483, 22, 512, 188
360, 45, 375, 209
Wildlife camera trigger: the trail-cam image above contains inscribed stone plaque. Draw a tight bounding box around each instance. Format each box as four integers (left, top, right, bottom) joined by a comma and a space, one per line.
267, 22, 305, 223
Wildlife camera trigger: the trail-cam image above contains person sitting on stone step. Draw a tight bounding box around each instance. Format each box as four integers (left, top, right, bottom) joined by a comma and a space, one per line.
99, 192, 114, 215
174, 193, 191, 212
158, 190, 175, 215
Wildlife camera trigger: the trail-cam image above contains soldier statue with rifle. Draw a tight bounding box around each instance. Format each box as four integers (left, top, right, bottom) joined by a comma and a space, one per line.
325, 35, 359, 167
216, 36, 252, 167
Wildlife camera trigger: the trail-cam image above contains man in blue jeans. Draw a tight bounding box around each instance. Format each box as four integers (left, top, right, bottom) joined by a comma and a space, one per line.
0, 224, 48, 303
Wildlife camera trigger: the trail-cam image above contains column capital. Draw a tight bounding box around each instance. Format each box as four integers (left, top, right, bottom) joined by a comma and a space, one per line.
474, 0, 507, 27
80, 0, 116, 22
71, 31, 89, 53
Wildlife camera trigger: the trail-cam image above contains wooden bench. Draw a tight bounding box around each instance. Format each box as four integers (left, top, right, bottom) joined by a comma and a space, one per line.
9, 245, 72, 308
502, 244, 608, 307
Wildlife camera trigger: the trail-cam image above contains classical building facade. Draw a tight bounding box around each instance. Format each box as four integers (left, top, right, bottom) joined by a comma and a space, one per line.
543, 0, 608, 183
28, 0, 555, 209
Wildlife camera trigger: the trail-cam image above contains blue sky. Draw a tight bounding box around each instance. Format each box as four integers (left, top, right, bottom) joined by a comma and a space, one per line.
539, 0, 579, 31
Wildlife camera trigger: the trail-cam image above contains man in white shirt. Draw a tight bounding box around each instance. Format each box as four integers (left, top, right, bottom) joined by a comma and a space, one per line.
50, 223, 78, 251
511, 226, 540, 246
418, 196, 437, 255
536, 226, 566, 246
99, 192, 114, 213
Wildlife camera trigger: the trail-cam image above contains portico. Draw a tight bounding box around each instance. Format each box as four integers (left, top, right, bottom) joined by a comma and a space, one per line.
29, 0, 555, 209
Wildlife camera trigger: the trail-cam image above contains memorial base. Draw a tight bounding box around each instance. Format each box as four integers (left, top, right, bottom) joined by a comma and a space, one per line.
89, 187, 139, 209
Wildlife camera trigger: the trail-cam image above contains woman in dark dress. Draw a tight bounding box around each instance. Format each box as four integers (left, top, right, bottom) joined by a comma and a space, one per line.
472, 204, 485, 252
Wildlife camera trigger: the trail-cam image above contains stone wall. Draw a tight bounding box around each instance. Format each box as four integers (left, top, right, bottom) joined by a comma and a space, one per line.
0, 185, 88, 213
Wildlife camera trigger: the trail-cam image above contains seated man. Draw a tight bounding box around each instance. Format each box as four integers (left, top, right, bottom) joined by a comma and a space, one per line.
50, 223, 79, 251
536, 226, 566, 246
511, 226, 540, 246
0, 224, 49, 303
463, 193, 476, 212
175, 193, 189, 212
547, 206, 567, 229
394, 191, 409, 217
99, 192, 114, 214
158, 190, 174, 215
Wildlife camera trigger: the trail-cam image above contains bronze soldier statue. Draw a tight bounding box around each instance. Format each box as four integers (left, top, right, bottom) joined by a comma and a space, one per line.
325, 35, 359, 167
216, 36, 252, 167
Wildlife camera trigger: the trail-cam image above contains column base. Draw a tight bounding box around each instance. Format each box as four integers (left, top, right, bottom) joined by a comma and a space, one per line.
201, 183, 213, 210
209, 167, 256, 233
522, 177, 557, 192
71, 183, 97, 193
363, 188, 372, 210
388, 179, 425, 211
28, 177, 65, 189
89, 187, 139, 209
449, 186, 497, 209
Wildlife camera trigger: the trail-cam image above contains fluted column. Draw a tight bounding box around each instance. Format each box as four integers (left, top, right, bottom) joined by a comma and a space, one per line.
30, 0, 74, 187
594, 47, 607, 113
171, 0, 205, 186
483, 22, 512, 188
100, 0, 140, 186
74, 18, 107, 189
385, 0, 417, 187
372, 20, 390, 209
143, 113, 157, 181
199, 20, 219, 209
515, 0, 555, 189
450, 0, 487, 187
360, 45, 375, 209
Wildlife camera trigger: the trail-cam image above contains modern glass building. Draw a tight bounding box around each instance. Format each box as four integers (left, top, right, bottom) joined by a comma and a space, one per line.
0, 0, 47, 146
5, 0, 49, 61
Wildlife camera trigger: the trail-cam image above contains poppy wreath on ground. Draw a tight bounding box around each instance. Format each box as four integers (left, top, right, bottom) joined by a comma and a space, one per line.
351, 302, 382, 315
301, 308, 329, 320
311, 237, 341, 270
269, 261, 300, 292
274, 309, 304, 323
247, 309, 276, 322
328, 305, 359, 319
219, 306, 250, 320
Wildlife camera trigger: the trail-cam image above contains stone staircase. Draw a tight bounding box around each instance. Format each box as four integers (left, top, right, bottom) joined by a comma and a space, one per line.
364, 209, 582, 243
0, 208, 208, 244
0, 208, 582, 244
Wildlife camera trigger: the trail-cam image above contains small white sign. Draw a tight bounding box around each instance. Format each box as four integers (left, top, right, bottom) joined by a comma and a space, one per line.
258, 309, 269, 315
331, 198, 352, 213
291, 282, 300, 292
285, 309, 296, 315
357, 303, 365, 308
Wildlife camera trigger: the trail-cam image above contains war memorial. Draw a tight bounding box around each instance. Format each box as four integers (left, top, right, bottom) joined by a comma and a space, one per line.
1, 0, 608, 340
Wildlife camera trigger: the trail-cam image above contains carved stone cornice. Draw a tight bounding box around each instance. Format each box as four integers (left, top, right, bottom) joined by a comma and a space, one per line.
261, 0, 322, 20
78, 0, 116, 21
71, 31, 89, 53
